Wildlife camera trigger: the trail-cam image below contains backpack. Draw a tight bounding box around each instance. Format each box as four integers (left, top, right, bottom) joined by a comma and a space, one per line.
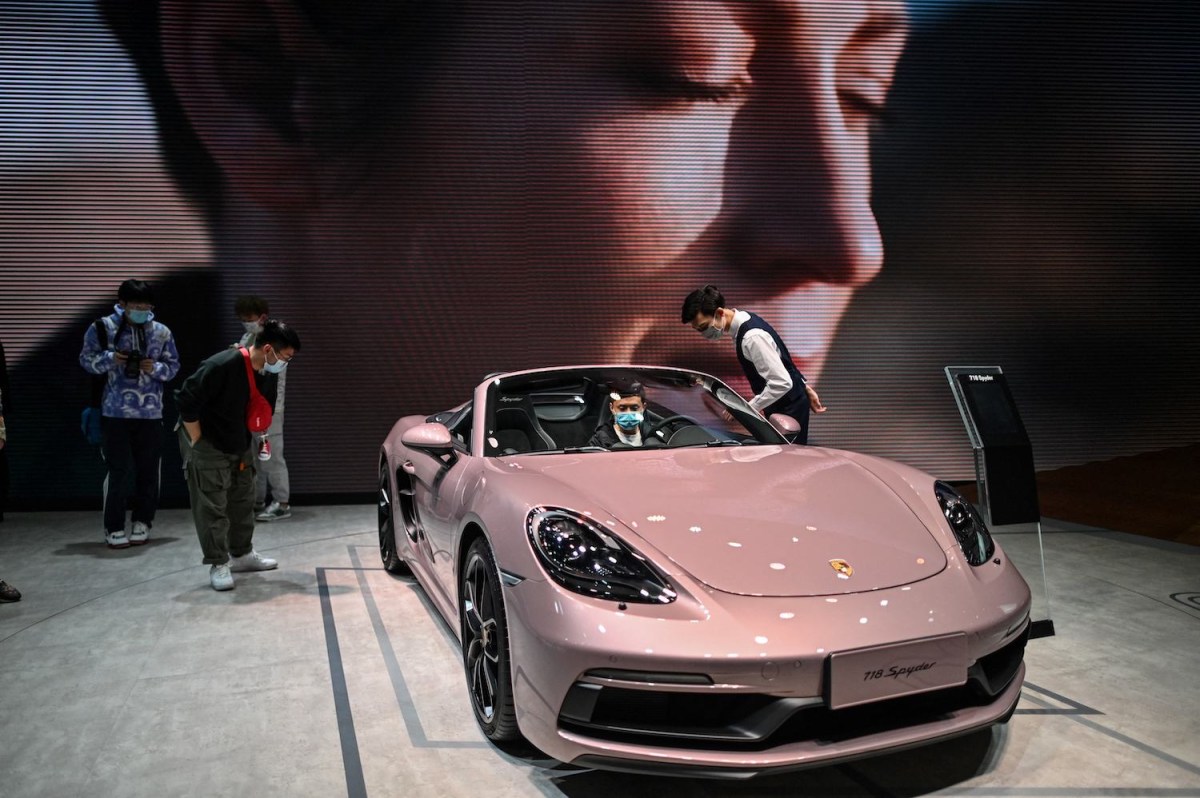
80, 317, 126, 445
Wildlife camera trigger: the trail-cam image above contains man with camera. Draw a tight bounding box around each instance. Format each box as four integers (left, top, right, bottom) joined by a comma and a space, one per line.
79, 279, 180, 548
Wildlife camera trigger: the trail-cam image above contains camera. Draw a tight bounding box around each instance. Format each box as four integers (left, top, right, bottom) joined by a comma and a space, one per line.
124, 349, 143, 379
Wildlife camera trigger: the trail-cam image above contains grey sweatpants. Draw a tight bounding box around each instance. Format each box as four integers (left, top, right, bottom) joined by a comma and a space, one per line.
253, 411, 289, 504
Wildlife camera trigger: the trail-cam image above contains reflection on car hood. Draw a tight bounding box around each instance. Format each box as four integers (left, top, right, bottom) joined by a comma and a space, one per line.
524, 446, 947, 597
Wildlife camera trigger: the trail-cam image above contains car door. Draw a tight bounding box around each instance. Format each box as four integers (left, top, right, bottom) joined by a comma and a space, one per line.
400, 411, 474, 610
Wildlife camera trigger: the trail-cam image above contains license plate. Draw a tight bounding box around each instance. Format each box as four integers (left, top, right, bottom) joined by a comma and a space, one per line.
828, 634, 968, 710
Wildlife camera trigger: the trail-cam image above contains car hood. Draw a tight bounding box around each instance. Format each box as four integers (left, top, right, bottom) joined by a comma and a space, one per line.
522, 446, 947, 597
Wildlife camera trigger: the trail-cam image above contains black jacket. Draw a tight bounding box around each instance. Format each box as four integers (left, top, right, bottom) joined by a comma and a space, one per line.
587, 422, 658, 449
175, 348, 277, 455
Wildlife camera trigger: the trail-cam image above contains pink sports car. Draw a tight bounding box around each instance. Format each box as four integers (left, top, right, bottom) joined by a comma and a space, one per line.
377, 366, 1031, 777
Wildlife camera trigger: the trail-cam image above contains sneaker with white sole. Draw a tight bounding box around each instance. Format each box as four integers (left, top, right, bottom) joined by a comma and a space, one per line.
228, 550, 278, 572
105, 529, 130, 549
130, 521, 150, 545
255, 501, 292, 522
210, 563, 234, 591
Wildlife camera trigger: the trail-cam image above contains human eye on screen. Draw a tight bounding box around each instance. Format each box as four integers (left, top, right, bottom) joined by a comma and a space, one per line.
839, 85, 895, 126
840, 14, 908, 128
627, 60, 751, 105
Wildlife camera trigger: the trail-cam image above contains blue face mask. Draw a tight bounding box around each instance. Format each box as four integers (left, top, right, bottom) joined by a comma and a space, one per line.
263, 349, 289, 374
614, 411, 643, 430
126, 308, 151, 325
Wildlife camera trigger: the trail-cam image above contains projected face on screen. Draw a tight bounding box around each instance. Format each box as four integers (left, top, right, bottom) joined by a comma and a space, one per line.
115, 0, 905, 399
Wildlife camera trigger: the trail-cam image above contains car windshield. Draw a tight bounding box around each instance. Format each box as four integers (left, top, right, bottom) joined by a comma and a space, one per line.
483, 367, 789, 456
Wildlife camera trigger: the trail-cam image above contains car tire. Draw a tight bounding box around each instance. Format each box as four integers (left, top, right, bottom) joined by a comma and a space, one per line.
378, 462, 407, 574
461, 537, 519, 741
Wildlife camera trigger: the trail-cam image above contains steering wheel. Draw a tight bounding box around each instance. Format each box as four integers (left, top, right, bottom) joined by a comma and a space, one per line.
648, 414, 701, 441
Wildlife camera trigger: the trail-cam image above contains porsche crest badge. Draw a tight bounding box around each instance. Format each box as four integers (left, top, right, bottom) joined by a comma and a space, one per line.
829, 558, 854, 579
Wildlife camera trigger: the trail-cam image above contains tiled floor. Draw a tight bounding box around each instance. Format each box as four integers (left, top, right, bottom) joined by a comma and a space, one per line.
0, 507, 1196, 797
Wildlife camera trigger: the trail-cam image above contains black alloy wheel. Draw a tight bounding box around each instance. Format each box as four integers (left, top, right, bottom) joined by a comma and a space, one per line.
461, 537, 519, 741
378, 463, 405, 574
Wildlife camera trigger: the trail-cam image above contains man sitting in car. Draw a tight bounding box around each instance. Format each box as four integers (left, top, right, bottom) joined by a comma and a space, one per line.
587, 382, 658, 449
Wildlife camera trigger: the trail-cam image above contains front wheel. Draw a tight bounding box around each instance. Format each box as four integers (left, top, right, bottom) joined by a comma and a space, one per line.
378, 463, 406, 574
461, 537, 519, 741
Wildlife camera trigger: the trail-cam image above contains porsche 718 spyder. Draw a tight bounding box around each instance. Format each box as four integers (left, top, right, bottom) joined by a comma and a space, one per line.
377, 365, 1031, 778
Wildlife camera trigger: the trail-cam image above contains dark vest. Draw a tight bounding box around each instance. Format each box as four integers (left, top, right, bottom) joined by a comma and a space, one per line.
734, 312, 808, 415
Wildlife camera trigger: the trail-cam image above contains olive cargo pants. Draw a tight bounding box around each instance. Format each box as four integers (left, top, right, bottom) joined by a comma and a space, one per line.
179, 425, 256, 565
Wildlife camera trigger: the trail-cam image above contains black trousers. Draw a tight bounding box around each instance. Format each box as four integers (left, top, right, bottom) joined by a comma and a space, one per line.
772, 394, 812, 445
101, 417, 162, 533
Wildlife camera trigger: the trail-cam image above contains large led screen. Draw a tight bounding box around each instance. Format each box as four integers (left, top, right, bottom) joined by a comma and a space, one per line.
1, 0, 1197, 504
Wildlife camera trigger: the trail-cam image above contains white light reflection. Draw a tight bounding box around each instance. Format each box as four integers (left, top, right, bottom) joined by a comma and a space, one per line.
769, 562, 786, 570
880, 600, 889, 607
805, 525, 818, 531
779, 612, 795, 620
689, 526, 702, 533
825, 598, 838, 604
728, 541, 742, 548
859, 617, 868, 624
647, 515, 666, 522
755, 636, 768, 645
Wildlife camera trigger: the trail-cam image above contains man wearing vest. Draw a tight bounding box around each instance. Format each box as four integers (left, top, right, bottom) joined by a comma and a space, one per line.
175, 319, 300, 591
681, 285, 827, 444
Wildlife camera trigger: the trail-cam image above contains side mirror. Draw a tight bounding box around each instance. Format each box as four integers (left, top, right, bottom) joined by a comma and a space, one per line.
401, 422, 454, 456
768, 413, 801, 440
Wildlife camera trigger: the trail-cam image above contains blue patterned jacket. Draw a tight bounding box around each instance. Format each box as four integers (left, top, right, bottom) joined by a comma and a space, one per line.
79, 306, 181, 419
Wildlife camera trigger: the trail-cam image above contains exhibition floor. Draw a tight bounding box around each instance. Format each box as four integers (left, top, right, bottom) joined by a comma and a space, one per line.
0, 506, 1196, 798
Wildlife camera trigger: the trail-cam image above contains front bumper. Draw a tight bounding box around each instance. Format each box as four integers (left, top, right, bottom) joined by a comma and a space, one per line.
502, 564, 1031, 775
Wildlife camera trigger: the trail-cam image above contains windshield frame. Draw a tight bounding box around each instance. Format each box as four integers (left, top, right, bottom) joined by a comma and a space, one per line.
480, 366, 789, 457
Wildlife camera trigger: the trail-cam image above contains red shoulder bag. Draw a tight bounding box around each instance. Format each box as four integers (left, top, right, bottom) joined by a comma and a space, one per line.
239, 347, 273, 433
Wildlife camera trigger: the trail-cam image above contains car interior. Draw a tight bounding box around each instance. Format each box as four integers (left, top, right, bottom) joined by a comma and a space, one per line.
487, 376, 719, 455
423, 370, 772, 457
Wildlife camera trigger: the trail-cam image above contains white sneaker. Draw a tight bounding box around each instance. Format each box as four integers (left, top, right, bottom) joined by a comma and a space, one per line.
229, 550, 278, 572
105, 529, 130, 549
209, 564, 234, 591
130, 521, 150, 545
256, 501, 292, 522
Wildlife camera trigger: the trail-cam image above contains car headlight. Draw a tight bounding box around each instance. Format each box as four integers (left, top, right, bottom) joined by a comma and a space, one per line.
933, 482, 996, 566
527, 508, 677, 604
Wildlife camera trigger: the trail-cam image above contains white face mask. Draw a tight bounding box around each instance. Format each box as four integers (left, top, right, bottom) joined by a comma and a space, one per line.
242, 320, 263, 334
702, 315, 724, 340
